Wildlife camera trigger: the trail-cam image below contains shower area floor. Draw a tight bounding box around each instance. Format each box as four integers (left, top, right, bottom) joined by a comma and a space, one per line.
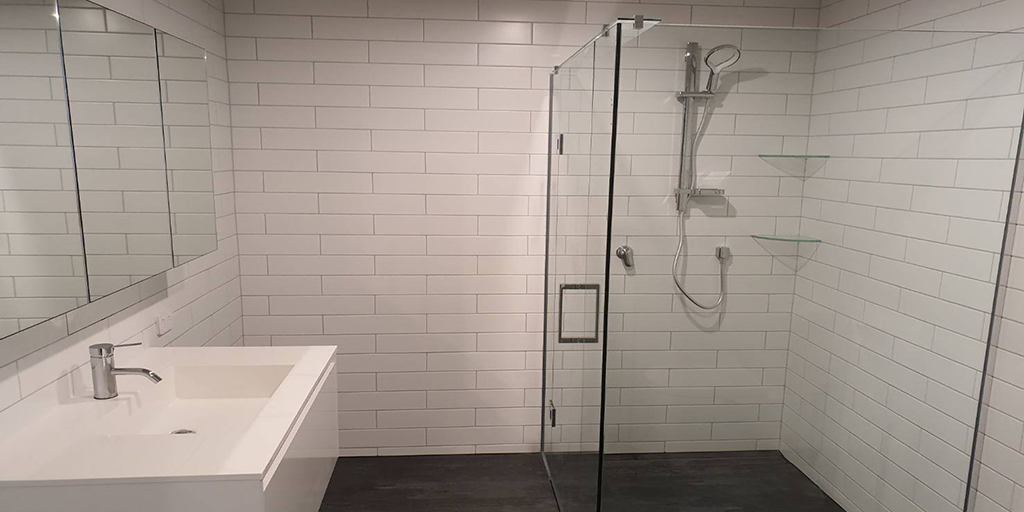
550, 451, 844, 512
319, 451, 842, 512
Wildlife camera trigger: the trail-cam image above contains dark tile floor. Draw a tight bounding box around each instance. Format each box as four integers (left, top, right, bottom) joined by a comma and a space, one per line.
554, 451, 846, 512
320, 453, 558, 512
319, 451, 844, 512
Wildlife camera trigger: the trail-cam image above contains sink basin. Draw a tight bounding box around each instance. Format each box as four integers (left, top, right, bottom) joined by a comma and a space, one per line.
0, 346, 338, 512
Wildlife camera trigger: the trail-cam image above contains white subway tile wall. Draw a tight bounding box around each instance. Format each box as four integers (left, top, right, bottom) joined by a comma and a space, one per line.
1, 3, 1022, 512
227, 0, 821, 456
0, 0, 241, 420
0, 2, 88, 338
780, 4, 1024, 512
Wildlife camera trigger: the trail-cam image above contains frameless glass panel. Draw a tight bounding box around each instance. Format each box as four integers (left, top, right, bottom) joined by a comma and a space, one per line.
966, 66, 1024, 512
0, 0, 87, 339
597, 22, 1024, 512
156, 31, 217, 266
543, 33, 603, 512
59, 0, 170, 299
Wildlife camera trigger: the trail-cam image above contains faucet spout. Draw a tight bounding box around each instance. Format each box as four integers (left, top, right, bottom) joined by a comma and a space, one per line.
111, 367, 163, 384
89, 343, 162, 399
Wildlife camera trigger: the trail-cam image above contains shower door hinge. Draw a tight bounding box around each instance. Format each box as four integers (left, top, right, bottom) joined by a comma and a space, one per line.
548, 400, 557, 428
556, 133, 564, 155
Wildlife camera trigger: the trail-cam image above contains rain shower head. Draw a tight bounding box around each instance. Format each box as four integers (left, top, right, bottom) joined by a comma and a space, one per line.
704, 44, 741, 94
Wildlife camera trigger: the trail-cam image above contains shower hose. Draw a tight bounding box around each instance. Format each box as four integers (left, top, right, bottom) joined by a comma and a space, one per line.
672, 99, 725, 311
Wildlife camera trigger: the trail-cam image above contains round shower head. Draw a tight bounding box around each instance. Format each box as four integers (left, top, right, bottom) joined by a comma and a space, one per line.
704, 44, 741, 93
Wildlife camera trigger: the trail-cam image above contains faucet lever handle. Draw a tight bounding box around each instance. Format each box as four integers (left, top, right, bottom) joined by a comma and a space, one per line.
89, 343, 115, 358
89, 342, 142, 358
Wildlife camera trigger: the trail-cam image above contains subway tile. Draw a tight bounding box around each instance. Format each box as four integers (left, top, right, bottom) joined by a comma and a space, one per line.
426, 196, 528, 216
375, 255, 477, 273
375, 294, 476, 314
372, 131, 477, 153
313, 17, 423, 41
325, 314, 426, 335
378, 408, 476, 428
318, 151, 425, 173
427, 426, 523, 445
426, 153, 531, 175
225, 14, 312, 38
322, 276, 426, 295
316, 107, 424, 130
428, 352, 525, 371
369, 41, 477, 65
371, 86, 477, 109
424, 65, 532, 88
424, 20, 531, 44
319, 194, 425, 215
919, 128, 1013, 159
339, 391, 425, 411
337, 353, 425, 373
259, 83, 369, 106
315, 63, 423, 86
268, 255, 374, 275
263, 171, 372, 193
256, 38, 368, 62
376, 334, 476, 353
261, 128, 371, 150
231, 105, 315, 128
269, 295, 374, 316
892, 40, 974, 81
693, 6, 794, 26
425, 110, 530, 132
322, 235, 425, 255
241, 275, 322, 296
427, 389, 524, 409
479, 0, 585, 23
428, 314, 526, 333
253, 0, 367, 17
368, 0, 478, 20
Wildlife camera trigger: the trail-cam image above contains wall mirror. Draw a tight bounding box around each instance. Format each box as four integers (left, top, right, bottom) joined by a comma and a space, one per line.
0, 0, 218, 340
157, 31, 217, 267
0, 0, 86, 339
60, 0, 170, 299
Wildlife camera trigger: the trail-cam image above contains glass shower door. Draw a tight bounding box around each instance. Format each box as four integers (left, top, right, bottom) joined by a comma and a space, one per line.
542, 28, 611, 512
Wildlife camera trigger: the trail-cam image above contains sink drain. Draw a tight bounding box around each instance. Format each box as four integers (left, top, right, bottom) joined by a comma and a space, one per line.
170, 429, 196, 435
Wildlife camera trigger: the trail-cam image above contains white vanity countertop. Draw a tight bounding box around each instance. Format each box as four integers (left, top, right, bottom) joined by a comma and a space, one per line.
0, 345, 335, 487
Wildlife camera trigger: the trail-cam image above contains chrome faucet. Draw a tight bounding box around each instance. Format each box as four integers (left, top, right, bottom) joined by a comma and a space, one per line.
89, 342, 162, 400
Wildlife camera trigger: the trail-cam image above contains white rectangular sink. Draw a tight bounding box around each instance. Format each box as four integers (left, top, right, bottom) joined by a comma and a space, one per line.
0, 346, 338, 512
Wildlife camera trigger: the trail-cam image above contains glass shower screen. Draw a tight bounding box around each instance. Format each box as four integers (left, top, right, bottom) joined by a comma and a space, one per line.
543, 19, 1024, 512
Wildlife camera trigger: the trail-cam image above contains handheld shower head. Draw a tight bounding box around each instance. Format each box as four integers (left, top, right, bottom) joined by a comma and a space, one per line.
704, 44, 741, 94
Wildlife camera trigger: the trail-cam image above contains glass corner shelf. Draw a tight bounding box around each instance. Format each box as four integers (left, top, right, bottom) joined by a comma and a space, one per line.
751, 234, 822, 243
758, 154, 830, 179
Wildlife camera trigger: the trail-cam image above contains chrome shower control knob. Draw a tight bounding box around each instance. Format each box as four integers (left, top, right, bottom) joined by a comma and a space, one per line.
616, 245, 635, 269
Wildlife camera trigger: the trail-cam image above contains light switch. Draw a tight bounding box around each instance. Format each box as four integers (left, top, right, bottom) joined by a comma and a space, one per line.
157, 312, 173, 336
